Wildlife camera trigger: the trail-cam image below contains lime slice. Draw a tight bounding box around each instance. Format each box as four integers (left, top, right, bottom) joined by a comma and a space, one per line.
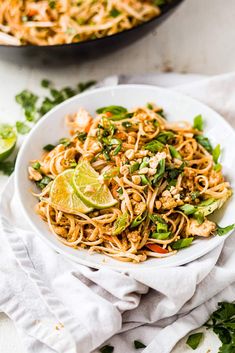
73, 160, 117, 209
0, 124, 17, 162
50, 169, 93, 214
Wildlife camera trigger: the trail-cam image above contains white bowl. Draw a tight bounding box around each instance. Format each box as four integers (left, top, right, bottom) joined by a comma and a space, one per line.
15, 85, 235, 270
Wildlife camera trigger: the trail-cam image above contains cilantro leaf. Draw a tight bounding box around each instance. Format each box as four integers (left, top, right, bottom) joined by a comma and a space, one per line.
41, 79, 51, 88
110, 8, 121, 17
144, 140, 164, 153
16, 121, 31, 135
206, 302, 235, 352
156, 131, 175, 144
186, 332, 204, 350
0, 160, 15, 175
99, 345, 114, 353
15, 90, 38, 122
43, 144, 55, 152
134, 340, 146, 349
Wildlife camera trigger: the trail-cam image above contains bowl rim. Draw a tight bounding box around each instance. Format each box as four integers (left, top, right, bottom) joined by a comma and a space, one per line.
0, 0, 184, 50
14, 83, 235, 270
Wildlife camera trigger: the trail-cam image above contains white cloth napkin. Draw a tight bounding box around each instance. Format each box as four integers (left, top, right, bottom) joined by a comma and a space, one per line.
1, 72, 235, 353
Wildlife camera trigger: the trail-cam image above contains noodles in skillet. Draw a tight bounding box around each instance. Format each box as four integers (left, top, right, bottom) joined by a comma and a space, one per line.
28, 103, 232, 263
0, 0, 163, 46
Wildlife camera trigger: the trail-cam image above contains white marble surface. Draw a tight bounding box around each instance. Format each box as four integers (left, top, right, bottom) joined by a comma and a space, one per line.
0, 0, 235, 351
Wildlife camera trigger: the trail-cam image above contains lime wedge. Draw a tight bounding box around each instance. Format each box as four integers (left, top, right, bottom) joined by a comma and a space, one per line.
0, 124, 17, 162
50, 169, 93, 214
73, 160, 117, 209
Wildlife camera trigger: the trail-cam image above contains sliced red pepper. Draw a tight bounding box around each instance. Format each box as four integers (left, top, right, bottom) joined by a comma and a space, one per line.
146, 243, 169, 254
105, 111, 113, 118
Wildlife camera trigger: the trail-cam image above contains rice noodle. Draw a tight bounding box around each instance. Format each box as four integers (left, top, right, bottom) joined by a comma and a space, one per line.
28, 103, 232, 263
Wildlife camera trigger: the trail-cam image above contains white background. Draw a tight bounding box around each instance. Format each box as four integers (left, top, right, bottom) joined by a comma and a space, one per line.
0, 0, 234, 351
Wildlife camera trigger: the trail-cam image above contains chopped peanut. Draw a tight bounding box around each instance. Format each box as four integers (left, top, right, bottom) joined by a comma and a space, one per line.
132, 175, 141, 184
125, 149, 135, 160
155, 200, 162, 210
134, 202, 146, 215
133, 193, 142, 202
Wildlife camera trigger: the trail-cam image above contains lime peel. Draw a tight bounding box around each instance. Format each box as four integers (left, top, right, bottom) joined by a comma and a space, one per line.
73, 160, 117, 209
50, 169, 93, 214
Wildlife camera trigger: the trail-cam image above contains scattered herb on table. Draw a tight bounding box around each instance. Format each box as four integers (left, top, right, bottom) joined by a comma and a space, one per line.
0, 160, 16, 176
186, 302, 235, 351
205, 302, 235, 352
186, 332, 204, 350
134, 340, 146, 349
99, 345, 114, 353
0, 79, 96, 176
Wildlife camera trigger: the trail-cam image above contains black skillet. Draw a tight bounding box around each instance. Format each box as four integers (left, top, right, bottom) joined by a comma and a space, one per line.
0, 0, 184, 64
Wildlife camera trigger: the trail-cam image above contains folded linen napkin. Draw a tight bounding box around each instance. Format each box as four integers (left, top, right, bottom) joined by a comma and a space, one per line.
1, 72, 235, 353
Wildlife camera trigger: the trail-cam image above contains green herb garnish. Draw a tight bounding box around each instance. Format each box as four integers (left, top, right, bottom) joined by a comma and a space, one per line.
213, 144, 221, 164
43, 144, 55, 152
154, 0, 167, 6
0, 160, 16, 175
169, 145, 182, 160
205, 302, 235, 352
214, 163, 222, 172
149, 214, 167, 225
59, 137, 70, 147
153, 159, 165, 185
130, 162, 140, 174
16, 121, 31, 135
78, 80, 96, 92
152, 231, 171, 240
113, 212, 129, 235
110, 8, 121, 17
190, 191, 200, 201
186, 332, 204, 350
134, 340, 146, 349
36, 176, 52, 189
167, 162, 185, 180
77, 132, 87, 142
144, 140, 164, 153
156, 131, 174, 144
147, 103, 153, 110
193, 115, 203, 131
217, 224, 235, 236
117, 187, 123, 195
195, 135, 213, 153
41, 79, 51, 88
99, 345, 114, 353
130, 212, 147, 228
32, 162, 41, 170
140, 175, 151, 186
97, 105, 127, 115
171, 237, 194, 250
15, 90, 38, 122
139, 157, 149, 170
180, 204, 197, 215
122, 121, 132, 129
